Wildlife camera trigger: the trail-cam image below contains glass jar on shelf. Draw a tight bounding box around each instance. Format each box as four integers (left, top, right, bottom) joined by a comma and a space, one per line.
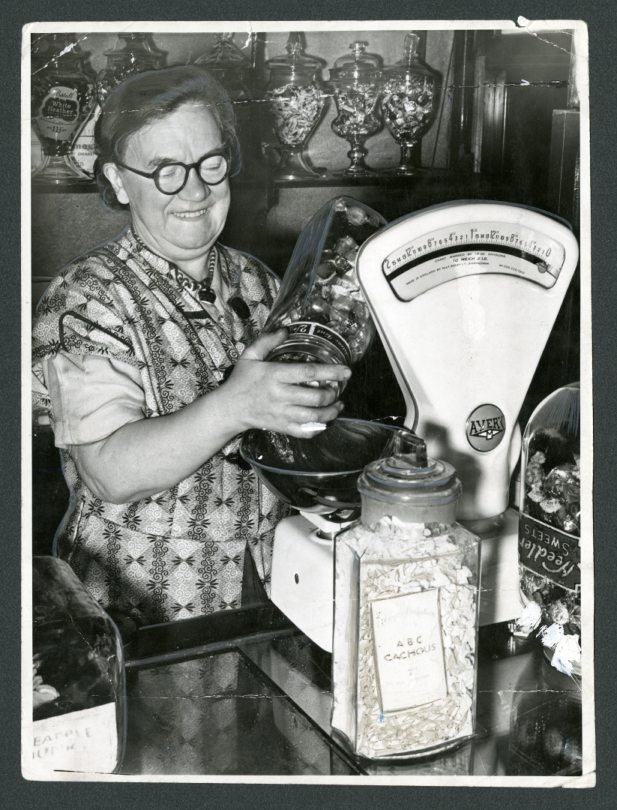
381, 32, 442, 175
264, 32, 328, 180
72, 33, 167, 180
195, 31, 254, 98
195, 33, 257, 174
96, 33, 167, 102
328, 41, 383, 176
31, 33, 96, 187
331, 447, 481, 761
512, 382, 581, 679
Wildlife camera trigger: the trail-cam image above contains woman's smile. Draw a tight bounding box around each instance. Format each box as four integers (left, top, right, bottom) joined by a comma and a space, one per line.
172, 206, 210, 220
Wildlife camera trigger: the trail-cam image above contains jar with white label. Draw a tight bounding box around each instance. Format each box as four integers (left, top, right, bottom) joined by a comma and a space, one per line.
331, 450, 481, 760
31, 34, 96, 186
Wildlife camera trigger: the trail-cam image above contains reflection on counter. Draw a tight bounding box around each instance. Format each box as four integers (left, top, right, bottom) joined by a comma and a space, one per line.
122, 651, 356, 776
110, 619, 583, 777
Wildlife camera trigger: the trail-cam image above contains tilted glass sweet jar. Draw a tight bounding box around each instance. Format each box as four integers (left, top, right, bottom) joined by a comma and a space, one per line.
264, 196, 386, 389
331, 449, 481, 761
328, 41, 384, 175
265, 32, 328, 179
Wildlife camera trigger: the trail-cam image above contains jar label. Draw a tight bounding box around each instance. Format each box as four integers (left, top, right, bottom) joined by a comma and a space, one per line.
370, 588, 448, 714
30, 702, 118, 774
519, 512, 580, 592
287, 321, 351, 360
36, 85, 81, 141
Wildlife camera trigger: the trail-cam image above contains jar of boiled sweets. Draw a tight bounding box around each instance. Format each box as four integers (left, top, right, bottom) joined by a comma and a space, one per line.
265, 196, 386, 394
331, 450, 481, 761
513, 382, 581, 677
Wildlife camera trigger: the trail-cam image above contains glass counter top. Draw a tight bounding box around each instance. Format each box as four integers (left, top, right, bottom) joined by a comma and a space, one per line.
119, 610, 582, 778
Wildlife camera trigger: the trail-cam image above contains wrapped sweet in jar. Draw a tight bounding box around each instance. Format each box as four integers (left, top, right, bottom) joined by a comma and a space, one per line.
331, 449, 481, 761
513, 383, 581, 677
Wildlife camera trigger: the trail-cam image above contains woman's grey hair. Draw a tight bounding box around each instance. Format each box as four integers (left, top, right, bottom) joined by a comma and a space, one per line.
94, 65, 240, 210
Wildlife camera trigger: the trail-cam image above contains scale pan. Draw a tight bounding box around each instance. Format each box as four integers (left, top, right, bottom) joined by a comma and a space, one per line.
240, 417, 418, 517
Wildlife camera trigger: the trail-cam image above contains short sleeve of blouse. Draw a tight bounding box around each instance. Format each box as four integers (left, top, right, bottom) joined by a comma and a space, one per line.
44, 352, 145, 447
33, 252, 143, 410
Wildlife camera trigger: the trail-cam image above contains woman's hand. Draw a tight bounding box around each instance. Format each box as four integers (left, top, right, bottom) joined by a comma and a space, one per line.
221, 329, 352, 438
69, 328, 352, 504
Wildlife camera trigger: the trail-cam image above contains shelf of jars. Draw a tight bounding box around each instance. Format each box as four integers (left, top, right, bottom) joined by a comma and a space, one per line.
30, 30, 448, 199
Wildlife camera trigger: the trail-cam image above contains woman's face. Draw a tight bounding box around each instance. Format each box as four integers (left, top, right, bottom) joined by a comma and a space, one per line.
105, 102, 231, 270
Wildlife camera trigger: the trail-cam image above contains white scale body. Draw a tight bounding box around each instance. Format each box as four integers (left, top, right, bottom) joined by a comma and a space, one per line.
271, 201, 579, 651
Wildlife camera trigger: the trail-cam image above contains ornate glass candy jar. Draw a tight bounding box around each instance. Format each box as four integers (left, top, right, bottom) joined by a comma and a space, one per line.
72, 34, 167, 179
265, 32, 328, 180
96, 33, 167, 102
513, 382, 581, 677
195, 31, 253, 99
328, 41, 383, 176
195, 33, 257, 173
381, 32, 441, 175
31, 34, 96, 186
332, 451, 481, 761
264, 196, 386, 387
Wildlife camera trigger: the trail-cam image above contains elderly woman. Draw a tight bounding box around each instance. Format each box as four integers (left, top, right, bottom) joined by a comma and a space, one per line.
32, 65, 350, 625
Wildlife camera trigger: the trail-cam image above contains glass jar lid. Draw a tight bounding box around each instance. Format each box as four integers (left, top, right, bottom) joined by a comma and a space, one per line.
384, 32, 435, 81
102, 33, 167, 70
197, 32, 252, 68
266, 32, 325, 81
358, 454, 462, 508
330, 40, 383, 82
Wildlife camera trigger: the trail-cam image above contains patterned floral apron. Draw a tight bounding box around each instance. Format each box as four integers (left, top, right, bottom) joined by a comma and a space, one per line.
33, 228, 289, 624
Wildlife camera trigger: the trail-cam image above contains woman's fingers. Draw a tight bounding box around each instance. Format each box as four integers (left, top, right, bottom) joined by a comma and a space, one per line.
288, 401, 345, 426
282, 402, 346, 438
274, 360, 352, 386
284, 381, 339, 407
224, 338, 352, 435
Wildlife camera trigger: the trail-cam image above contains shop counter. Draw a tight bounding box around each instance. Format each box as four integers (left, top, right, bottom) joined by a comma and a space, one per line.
119, 606, 582, 777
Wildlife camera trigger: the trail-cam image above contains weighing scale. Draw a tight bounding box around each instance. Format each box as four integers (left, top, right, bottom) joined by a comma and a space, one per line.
243, 201, 579, 651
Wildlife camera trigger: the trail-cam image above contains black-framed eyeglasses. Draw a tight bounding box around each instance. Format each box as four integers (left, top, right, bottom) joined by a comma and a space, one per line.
115, 146, 231, 195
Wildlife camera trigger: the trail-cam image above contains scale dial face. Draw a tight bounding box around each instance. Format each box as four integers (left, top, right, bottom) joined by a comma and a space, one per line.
381, 218, 568, 302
